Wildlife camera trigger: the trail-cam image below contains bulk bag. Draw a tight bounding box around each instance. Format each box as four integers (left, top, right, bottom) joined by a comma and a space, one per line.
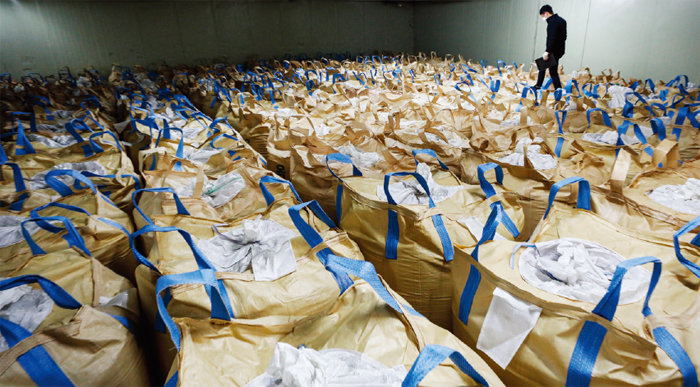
452, 201, 698, 385
529, 178, 700, 318
620, 154, 700, 224
2, 128, 133, 183
2, 216, 136, 306
543, 109, 657, 187
130, 199, 360, 378
16, 200, 135, 282
452, 181, 700, 384
289, 125, 408, 221
0, 275, 148, 385
0, 161, 140, 214
157, 256, 504, 386
334, 151, 525, 329
0, 171, 136, 280
136, 158, 301, 228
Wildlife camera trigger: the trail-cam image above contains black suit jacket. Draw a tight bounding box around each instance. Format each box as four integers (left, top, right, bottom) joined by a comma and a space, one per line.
546, 14, 567, 59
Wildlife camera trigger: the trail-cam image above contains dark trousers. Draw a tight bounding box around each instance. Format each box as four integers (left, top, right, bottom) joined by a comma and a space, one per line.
535, 55, 562, 90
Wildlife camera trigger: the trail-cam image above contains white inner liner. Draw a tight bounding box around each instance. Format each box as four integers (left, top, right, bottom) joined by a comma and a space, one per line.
246, 342, 406, 387
27, 134, 79, 148
28, 161, 107, 191
309, 123, 332, 137
498, 137, 557, 170
581, 126, 653, 146
377, 162, 462, 205
334, 142, 381, 169
646, 178, 700, 214
519, 238, 651, 304
606, 85, 634, 108
477, 287, 542, 369
458, 216, 507, 242
197, 216, 296, 281
183, 146, 223, 166
0, 215, 41, 249
0, 283, 54, 352
202, 172, 247, 208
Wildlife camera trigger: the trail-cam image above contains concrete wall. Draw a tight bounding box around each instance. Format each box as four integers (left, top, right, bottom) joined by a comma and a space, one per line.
415, 0, 700, 82
3, 0, 698, 82
0, 0, 414, 76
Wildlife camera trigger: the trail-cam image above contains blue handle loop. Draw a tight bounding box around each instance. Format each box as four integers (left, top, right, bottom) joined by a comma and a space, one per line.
325, 255, 408, 314
258, 176, 302, 206
582, 83, 600, 99
554, 110, 568, 157
12, 118, 37, 156
88, 131, 123, 152
383, 172, 454, 263
617, 120, 653, 157
0, 275, 82, 386
29, 202, 91, 233
553, 88, 564, 101
477, 163, 504, 198
521, 86, 538, 105
325, 153, 362, 181
209, 117, 234, 134
288, 202, 352, 293
132, 187, 190, 225
326, 153, 363, 221
44, 169, 100, 197
565, 79, 580, 95
458, 202, 520, 327
1, 162, 29, 210
209, 132, 240, 149
470, 201, 520, 260
673, 216, 700, 278
650, 118, 668, 141
10, 112, 37, 134
332, 73, 346, 84
76, 171, 142, 192
68, 118, 95, 134
594, 257, 661, 321
565, 257, 699, 387
155, 126, 185, 156
412, 149, 449, 170
542, 77, 553, 91
402, 344, 490, 387
667, 75, 689, 89
155, 269, 233, 352
0, 275, 81, 308
128, 224, 215, 273
20, 216, 91, 257
543, 177, 591, 219
645, 78, 656, 93
586, 108, 613, 128
63, 120, 89, 144
670, 94, 686, 110
675, 106, 700, 129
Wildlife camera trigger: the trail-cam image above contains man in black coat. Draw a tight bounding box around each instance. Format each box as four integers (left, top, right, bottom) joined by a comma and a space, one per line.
534, 5, 567, 90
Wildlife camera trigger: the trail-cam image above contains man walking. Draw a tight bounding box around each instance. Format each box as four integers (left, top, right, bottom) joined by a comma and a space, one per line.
534, 5, 567, 90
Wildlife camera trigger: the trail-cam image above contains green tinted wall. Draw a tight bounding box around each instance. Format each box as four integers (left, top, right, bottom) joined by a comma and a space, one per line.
0, 0, 414, 76
415, 0, 700, 82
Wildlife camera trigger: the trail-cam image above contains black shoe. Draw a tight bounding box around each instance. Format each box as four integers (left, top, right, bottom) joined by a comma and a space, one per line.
532, 85, 541, 90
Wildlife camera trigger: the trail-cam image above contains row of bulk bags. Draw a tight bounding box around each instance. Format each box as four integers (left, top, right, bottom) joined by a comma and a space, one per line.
452, 177, 699, 385
130, 195, 363, 376
0, 215, 147, 384
156, 256, 504, 386
2, 112, 140, 213
125, 67, 505, 386
1, 87, 150, 385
